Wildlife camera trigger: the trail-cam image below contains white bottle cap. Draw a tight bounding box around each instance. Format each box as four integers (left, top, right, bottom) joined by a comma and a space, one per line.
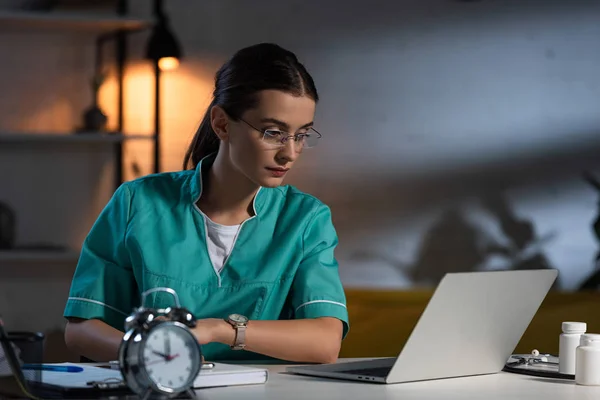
579, 333, 600, 348
562, 321, 587, 333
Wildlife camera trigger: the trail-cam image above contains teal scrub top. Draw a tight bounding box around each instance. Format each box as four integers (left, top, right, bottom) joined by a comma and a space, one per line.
63, 154, 349, 361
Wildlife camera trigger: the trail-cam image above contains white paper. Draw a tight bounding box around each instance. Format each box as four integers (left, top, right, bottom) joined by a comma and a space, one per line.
36, 362, 268, 390
37, 363, 123, 389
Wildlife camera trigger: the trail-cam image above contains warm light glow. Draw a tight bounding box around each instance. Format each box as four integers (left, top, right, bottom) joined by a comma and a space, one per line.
158, 57, 180, 71
98, 60, 215, 179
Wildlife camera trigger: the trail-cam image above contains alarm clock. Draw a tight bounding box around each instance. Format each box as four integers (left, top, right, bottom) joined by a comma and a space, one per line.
119, 287, 202, 400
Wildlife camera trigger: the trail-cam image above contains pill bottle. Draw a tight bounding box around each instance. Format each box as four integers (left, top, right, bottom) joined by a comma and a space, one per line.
559, 321, 586, 375
575, 333, 600, 386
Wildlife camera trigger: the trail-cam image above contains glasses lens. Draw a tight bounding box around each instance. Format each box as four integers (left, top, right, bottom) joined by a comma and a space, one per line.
262, 129, 321, 149
262, 130, 284, 147
303, 130, 320, 148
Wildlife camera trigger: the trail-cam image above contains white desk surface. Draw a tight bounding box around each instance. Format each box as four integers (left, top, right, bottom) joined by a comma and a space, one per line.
183, 358, 599, 400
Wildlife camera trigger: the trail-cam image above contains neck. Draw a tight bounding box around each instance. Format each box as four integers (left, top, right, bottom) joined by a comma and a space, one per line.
199, 151, 260, 219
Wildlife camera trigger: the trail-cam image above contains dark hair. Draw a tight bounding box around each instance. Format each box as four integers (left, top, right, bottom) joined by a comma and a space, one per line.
182, 43, 319, 170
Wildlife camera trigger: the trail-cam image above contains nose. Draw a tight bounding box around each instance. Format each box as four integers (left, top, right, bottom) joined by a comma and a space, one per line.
276, 139, 300, 164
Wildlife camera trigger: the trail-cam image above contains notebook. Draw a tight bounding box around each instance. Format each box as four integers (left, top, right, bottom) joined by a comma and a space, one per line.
193, 362, 268, 388
38, 362, 268, 390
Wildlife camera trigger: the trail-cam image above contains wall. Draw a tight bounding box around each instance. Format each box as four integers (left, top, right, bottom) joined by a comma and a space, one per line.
0, 0, 599, 358
126, 0, 600, 290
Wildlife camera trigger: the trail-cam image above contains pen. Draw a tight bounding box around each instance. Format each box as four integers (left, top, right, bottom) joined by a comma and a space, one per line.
23, 364, 84, 373
95, 360, 121, 370
95, 361, 215, 370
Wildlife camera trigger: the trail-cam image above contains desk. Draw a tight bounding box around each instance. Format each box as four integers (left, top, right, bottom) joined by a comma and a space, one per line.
197, 362, 598, 400
106, 359, 599, 400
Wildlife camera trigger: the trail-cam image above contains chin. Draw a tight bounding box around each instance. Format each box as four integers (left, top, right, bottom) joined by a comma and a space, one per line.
260, 179, 285, 188
255, 175, 286, 188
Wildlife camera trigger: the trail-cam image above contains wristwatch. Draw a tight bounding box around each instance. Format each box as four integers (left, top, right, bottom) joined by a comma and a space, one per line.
227, 314, 248, 350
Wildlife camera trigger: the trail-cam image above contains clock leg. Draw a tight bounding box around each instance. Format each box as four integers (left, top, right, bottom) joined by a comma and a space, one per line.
185, 388, 197, 398
141, 387, 155, 400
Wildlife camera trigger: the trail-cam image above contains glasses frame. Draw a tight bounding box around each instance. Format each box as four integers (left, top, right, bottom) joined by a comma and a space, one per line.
239, 118, 322, 149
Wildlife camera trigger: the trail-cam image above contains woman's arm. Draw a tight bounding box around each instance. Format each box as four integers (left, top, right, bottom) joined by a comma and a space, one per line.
65, 315, 343, 363
194, 317, 343, 364
64, 318, 124, 362
63, 184, 136, 363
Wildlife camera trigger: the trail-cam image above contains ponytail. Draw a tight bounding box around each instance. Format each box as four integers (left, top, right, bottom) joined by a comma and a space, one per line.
182, 100, 220, 170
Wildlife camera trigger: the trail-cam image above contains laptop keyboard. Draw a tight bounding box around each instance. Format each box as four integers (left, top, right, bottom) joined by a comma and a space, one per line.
342, 366, 391, 377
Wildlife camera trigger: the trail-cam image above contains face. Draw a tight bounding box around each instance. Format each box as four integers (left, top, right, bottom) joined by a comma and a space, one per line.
142, 323, 201, 391
212, 89, 317, 188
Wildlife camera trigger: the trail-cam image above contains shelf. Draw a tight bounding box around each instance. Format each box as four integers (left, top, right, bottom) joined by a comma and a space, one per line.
0, 131, 156, 144
0, 249, 80, 263
0, 10, 153, 33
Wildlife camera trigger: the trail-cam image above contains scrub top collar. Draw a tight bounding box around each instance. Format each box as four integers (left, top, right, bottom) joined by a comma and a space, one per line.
188, 153, 265, 219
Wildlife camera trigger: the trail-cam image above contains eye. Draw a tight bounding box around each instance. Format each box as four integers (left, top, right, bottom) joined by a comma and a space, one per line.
263, 129, 284, 138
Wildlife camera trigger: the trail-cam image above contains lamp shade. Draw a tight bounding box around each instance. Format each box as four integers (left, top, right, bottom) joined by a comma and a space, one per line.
145, 20, 182, 71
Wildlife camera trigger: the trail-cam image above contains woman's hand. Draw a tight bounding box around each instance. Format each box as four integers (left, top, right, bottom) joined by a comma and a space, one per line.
153, 316, 232, 346
153, 315, 211, 362
191, 318, 234, 346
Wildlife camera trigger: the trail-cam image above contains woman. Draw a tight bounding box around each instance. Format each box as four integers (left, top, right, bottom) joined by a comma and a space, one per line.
63, 43, 349, 364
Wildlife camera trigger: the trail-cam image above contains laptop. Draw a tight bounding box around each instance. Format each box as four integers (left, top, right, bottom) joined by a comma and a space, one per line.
287, 269, 558, 384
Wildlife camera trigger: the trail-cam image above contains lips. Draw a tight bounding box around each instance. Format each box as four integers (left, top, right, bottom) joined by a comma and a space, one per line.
266, 167, 289, 177
266, 167, 289, 172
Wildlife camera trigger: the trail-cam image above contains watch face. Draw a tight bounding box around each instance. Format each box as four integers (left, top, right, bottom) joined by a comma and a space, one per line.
229, 314, 248, 324
141, 322, 201, 392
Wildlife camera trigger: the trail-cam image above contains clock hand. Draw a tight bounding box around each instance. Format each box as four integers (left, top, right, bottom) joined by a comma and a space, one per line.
165, 333, 171, 357
152, 350, 169, 360
146, 358, 169, 366
146, 352, 178, 365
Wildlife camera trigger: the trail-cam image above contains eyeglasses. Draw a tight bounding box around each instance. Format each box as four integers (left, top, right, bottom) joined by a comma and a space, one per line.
239, 118, 322, 150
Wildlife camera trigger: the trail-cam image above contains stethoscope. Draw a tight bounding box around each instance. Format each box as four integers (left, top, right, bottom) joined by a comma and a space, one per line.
503, 349, 574, 380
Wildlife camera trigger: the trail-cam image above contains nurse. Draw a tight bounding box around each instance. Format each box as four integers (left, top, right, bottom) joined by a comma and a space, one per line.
63, 43, 349, 364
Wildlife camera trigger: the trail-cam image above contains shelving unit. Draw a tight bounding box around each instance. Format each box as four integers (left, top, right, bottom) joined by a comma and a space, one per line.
0, 4, 158, 183
0, 131, 154, 144
0, 249, 80, 263
0, 10, 152, 32
0, 1, 157, 264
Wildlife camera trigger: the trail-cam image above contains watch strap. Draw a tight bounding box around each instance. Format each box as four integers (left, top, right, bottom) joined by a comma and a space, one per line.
227, 316, 248, 350
232, 323, 246, 350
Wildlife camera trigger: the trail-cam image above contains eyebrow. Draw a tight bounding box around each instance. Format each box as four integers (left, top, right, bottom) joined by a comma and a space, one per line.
259, 118, 314, 131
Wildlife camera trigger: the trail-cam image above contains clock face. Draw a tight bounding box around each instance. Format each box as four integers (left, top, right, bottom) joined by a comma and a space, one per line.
141, 323, 201, 391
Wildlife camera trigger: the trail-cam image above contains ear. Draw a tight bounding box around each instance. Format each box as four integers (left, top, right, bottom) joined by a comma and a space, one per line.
210, 105, 229, 141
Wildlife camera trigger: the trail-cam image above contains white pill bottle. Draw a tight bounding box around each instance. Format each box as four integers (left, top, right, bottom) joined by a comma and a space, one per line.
575, 333, 600, 386
558, 321, 586, 375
